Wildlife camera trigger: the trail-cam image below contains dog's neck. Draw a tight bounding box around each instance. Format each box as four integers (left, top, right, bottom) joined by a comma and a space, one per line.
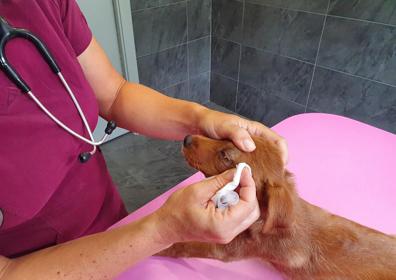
247, 169, 339, 271
255, 170, 299, 233
249, 171, 396, 277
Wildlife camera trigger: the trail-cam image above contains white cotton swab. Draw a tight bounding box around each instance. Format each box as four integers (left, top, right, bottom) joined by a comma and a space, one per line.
212, 163, 252, 209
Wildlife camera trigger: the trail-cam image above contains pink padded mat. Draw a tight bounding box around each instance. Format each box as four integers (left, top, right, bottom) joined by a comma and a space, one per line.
110, 113, 396, 279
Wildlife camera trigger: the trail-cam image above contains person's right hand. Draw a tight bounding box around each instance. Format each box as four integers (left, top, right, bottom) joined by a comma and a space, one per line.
154, 168, 260, 245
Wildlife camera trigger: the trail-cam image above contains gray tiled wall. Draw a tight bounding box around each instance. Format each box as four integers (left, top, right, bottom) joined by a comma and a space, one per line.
131, 0, 211, 104
211, 0, 396, 132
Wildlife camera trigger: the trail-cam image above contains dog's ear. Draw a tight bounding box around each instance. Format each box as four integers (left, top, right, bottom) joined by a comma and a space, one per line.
261, 175, 296, 234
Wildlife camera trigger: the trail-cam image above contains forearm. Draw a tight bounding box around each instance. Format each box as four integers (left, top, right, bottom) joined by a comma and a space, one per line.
2, 213, 171, 280
108, 82, 209, 140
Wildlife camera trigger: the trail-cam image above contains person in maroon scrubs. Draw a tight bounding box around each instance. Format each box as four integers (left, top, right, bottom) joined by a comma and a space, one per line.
0, 1, 287, 279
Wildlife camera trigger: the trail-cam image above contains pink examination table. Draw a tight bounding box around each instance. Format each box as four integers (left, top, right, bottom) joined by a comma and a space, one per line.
110, 113, 396, 280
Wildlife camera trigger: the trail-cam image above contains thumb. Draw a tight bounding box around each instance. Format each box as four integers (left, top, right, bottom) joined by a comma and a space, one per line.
195, 169, 236, 200
238, 168, 257, 203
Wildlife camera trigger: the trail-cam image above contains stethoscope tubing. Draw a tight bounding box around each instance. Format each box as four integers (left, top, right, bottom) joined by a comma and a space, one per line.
0, 16, 117, 162
27, 73, 109, 147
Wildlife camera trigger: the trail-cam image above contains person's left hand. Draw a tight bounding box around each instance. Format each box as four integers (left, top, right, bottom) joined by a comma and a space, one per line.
198, 109, 288, 164
155, 168, 260, 244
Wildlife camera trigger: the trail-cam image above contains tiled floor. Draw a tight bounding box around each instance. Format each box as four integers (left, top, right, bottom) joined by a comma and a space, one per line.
101, 102, 231, 212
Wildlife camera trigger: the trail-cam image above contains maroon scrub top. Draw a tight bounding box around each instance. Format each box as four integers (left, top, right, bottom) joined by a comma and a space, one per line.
0, 0, 127, 257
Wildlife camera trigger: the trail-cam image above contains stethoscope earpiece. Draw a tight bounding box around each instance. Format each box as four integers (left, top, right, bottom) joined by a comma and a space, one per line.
79, 120, 117, 163
105, 121, 117, 135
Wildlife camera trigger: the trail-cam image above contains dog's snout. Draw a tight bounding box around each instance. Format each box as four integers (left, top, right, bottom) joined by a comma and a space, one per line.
183, 135, 193, 147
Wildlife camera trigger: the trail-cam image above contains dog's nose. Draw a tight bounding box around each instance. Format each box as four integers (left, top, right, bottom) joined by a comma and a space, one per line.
183, 135, 193, 147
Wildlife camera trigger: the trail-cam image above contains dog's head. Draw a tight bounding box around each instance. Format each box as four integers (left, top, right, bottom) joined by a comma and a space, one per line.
182, 135, 297, 234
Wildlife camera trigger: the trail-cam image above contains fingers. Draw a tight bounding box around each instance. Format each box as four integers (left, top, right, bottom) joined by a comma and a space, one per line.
196, 167, 256, 206
177, 168, 259, 244
218, 119, 286, 158
220, 195, 260, 239
195, 169, 236, 200
221, 125, 256, 152
237, 168, 257, 203
247, 120, 279, 140
224, 168, 259, 234
201, 110, 288, 162
229, 203, 260, 228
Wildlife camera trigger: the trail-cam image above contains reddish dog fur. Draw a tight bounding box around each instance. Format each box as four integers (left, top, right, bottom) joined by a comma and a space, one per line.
159, 135, 396, 280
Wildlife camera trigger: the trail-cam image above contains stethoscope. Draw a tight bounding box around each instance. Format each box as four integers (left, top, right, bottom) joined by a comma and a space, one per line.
0, 16, 117, 163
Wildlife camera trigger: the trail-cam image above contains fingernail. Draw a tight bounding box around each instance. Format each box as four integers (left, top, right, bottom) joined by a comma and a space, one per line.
243, 140, 256, 151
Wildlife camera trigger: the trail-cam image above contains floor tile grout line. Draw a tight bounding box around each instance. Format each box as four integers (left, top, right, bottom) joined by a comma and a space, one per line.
136, 35, 211, 59
304, 0, 331, 112
234, 0, 245, 112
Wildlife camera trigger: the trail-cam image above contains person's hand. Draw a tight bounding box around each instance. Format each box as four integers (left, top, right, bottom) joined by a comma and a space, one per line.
154, 168, 260, 244
198, 109, 288, 164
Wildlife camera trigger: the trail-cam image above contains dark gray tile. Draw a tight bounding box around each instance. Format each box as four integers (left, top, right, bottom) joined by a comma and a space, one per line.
137, 45, 188, 90
243, 3, 324, 63
159, 0, 185, 5
212, 0, 243, 42
305, 108, 318, 113
102, 134, 195, 212
131, 0, 158, 11
132, 3, 187, 57
318, 17, 396, 86
203, 101, 235, 113
162, 81, 189, 99
239, 47, 313, 105
236, 83, 306, 127
210, 73, 237, 111
308, 67, 396, 133
162, 72, 210, 104
329, 0, 396, 25
211, 37, 241, 80
189, 72, 211, 103
246, 0, 329, 13
188, 0, 212, 40
189, 37, 211, 76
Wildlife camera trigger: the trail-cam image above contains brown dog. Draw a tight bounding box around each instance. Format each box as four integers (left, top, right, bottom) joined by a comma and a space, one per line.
159, 135, 396, 280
